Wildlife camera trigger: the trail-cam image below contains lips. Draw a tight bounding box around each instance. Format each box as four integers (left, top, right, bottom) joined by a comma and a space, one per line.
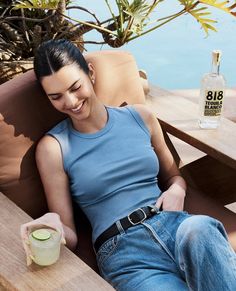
70, 100, 85, 113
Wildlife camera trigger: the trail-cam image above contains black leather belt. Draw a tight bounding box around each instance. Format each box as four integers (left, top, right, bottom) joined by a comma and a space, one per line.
94, 206, 158, 253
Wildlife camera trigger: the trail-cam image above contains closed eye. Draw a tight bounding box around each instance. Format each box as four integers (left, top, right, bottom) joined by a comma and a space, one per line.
50, 95, 61, 101
71, 85, 81, 92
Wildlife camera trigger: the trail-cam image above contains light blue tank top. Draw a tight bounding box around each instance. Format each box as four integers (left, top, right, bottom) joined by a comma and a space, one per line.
47, 106, 161, 242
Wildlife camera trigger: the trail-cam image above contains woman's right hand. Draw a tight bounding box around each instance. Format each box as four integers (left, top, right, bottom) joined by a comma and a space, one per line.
20, 212, 66, 266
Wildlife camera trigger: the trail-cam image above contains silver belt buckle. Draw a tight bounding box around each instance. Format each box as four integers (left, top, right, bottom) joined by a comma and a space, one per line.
128, 208, 147, 225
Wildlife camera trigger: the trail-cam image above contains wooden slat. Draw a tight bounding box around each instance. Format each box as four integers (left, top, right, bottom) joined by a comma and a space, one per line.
0, 193, 114, 291
147, 84, 236, 170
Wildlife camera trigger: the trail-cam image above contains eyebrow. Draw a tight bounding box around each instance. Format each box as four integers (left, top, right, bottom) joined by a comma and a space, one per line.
47, 79, 80, 96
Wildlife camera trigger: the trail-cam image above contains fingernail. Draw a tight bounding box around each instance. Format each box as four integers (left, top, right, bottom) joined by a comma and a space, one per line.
27, 256, 32, 266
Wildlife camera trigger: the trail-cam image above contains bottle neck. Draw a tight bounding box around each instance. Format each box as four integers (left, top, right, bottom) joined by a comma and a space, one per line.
211, 50, 221, 75
211, 61, 220, 75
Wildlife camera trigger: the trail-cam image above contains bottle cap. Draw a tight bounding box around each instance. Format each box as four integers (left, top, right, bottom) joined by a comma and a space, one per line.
212, 50, 221, 65
32, 229, 51, 241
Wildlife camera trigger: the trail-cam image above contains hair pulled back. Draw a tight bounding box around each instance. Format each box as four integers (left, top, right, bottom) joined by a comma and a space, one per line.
34, 39, 89, 81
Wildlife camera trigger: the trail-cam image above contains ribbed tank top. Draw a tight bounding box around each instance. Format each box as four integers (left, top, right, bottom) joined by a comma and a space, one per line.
47, 105, 162, 242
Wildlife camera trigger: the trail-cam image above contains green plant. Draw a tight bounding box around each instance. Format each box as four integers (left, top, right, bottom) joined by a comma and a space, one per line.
0, 0, 236, 61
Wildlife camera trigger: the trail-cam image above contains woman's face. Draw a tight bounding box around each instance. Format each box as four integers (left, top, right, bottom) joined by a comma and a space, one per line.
41, 62, 96, 121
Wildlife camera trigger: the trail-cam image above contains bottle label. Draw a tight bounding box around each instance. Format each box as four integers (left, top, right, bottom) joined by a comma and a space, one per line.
203, 90, 224, 116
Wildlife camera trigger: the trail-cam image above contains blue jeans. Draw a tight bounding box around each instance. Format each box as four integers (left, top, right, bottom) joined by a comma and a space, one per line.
96, 210, 236, 290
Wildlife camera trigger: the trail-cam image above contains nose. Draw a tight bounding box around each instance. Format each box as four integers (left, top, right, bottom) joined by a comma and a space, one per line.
64, 92, 77, 109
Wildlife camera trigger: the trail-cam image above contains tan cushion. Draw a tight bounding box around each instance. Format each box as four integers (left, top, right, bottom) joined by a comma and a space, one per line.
85, 50, 145, 106
0, 50, 145, 218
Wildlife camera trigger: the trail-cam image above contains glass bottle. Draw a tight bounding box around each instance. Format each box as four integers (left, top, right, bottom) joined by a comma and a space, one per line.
198, 50, 226, 129
29, 228, 61, 266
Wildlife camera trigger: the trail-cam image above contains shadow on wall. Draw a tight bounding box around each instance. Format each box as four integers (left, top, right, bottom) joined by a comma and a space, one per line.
0, 71, 66, 218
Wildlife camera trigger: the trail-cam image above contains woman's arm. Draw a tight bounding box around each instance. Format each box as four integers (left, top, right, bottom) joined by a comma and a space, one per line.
132, 104, 186, 211
35, 135, 78, 250
21, 135, 78, 265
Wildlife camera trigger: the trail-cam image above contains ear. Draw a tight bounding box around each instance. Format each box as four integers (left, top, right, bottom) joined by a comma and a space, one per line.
87, 63, 96, 81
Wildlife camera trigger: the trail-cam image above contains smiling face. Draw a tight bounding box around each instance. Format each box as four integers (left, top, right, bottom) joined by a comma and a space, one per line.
41, 62, 96, 123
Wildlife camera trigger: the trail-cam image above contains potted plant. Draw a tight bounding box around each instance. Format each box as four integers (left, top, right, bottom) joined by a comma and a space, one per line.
0, 0, 236, 84
0, 0, 85, 82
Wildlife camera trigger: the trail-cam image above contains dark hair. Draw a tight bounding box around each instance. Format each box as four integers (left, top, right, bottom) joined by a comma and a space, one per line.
34, 39, 89, 80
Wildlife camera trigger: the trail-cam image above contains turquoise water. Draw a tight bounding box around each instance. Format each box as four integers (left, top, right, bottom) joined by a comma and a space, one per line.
70, 1, 236, 90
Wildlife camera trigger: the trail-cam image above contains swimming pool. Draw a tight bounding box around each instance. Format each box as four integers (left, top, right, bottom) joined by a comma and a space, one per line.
70, 1, 236, 90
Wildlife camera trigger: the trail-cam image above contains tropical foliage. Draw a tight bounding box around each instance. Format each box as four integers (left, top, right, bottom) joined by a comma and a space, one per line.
0, 0, 83, 61
0, 0, 236, 62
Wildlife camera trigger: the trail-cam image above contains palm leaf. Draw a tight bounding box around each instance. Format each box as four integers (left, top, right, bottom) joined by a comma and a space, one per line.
119, 0, 156, 34
191, 7, 218, 34
179, 0, 219, 35
199, 0, 230, 13
13, 0, 60, 10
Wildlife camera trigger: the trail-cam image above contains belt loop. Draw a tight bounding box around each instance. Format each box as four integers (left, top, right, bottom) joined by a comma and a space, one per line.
116, 220, 125, 234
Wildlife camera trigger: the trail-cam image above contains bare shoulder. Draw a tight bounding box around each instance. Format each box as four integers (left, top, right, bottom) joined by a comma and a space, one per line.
36, 135, 60, 156
131, 104, 160, 134
131, 103, 153, 119
36, 135, 63, 169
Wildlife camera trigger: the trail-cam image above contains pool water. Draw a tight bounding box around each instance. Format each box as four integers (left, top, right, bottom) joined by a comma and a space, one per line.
70, 1, 236, 90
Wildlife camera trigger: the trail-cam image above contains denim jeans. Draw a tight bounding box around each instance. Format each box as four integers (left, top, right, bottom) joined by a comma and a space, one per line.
96, 210, 236, 291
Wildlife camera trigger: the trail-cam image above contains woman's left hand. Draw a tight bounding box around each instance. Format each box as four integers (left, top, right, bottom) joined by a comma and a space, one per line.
155, 184, 186, 211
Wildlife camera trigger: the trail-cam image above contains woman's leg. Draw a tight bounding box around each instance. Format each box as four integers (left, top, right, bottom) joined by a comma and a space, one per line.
175, 215, 236, 291
97, 212, 190, 291
113, 272, 188, 291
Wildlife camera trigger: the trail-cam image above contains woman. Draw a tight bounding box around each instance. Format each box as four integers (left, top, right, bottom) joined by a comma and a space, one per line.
21, 39, 236, 290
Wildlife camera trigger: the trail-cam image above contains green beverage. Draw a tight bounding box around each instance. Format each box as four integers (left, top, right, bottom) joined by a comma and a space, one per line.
29, 228, 61, 266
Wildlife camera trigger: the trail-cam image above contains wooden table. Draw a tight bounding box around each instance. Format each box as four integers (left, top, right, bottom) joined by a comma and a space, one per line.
146, 85, 236, 170
0, 192, 114, 291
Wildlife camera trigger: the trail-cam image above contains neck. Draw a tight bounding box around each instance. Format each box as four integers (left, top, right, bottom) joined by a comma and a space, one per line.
71, 100, 108, 134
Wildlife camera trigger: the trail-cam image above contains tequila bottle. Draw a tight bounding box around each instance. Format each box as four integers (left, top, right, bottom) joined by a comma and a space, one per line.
198, 50, 226, 129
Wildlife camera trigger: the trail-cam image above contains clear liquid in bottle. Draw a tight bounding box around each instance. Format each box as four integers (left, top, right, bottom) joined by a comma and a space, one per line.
198, 50, 226, 129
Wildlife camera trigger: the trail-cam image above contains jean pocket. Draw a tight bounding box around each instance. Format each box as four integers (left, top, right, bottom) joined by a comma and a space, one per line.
96, 234, 120, 267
